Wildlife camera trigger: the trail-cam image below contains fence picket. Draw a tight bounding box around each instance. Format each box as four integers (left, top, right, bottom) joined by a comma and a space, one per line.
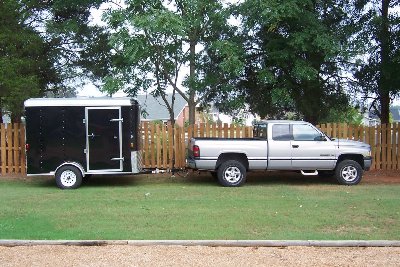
223, 123, 227, 138
382, 124, 388, 170
20, 124, 26, 174
200, 123, 204, 138
1, 124, 6, 175
156, 124, 161, 168
168, 123, 173, 169
162, 124, 167, 168
13, 123, 20, 173
398, 123, 400, 170
387, 124, 392, 170
392, 124, 397, 170
7, 124, 13, 173
150, 123, 156, 168
218, 123, 222, 138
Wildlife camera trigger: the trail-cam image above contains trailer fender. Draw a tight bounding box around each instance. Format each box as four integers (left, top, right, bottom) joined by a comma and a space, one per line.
54, 162, 86, 177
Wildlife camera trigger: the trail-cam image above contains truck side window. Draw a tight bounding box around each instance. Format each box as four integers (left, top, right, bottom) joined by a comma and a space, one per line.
254, 124, 268, 138
293, 124, 321, 141
272, 124, 292, 141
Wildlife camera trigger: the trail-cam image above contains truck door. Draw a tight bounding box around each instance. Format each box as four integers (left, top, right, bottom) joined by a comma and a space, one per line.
291, 124, 336, 170
267, 124, 293, 170
85, 107, 123, 172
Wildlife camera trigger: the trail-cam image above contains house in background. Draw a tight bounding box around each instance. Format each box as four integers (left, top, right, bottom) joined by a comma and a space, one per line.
137, 93, 215, 127
137, 93, 258, 126
390, 106, 400, 122
362, 106, 400, 126
1, 113, 11, 124
136, 94, 188, 127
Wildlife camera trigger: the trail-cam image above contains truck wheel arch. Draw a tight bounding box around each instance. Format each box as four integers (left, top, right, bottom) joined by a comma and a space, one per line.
336, 154, 364, 169
216, 153, 249, 171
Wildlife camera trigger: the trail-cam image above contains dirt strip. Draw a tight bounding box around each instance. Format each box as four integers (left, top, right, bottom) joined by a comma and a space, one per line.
1, 245, 400, 267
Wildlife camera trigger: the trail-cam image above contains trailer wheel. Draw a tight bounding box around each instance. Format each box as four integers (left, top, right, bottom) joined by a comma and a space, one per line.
55, 165, 83, 189
335, 160, 363, 185
217, 160, 246, 187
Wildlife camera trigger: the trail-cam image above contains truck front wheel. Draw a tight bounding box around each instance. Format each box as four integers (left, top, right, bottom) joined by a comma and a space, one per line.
217, 160, 246, 187
335, 160, 363, 185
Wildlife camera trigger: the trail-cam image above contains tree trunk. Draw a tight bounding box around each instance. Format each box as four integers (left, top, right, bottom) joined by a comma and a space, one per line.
188, 40, 196, 125
378, 0, 391, 124
188, 96, 196, 125
11, 113, 21, 123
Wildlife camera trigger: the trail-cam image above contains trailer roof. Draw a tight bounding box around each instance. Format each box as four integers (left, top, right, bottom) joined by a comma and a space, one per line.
24, 97, 138, 107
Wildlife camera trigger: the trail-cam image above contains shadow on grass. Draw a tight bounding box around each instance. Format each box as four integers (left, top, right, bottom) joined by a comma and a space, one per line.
31, 171, 335, 189
246, 172, 336, 186
83, 175, 138, 187
184, 171, 336, 186
31, 175, 138, 188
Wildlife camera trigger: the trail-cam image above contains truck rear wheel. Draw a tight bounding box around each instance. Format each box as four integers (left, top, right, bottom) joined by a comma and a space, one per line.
55, 165, 83, 189
217, 160, 246, 187
335, 160, 362, 185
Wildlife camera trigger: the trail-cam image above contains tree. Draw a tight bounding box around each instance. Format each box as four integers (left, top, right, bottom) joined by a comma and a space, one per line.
233, 0, 356, 124
0, 0, 113, 121
354, 0, 400, 124
103, 0, 242, 124
0, 0, 61, 122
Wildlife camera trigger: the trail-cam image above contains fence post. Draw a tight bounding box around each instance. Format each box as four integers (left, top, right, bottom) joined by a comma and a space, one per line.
20, 124, 26, 175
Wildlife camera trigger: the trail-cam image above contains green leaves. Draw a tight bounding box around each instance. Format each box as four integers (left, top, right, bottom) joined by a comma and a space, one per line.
236, 0, 354, 123
103, 0, 240, 124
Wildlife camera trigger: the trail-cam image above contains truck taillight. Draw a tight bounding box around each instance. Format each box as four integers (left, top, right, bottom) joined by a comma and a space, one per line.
193, 145, 200, 158
25, 143, 30, 152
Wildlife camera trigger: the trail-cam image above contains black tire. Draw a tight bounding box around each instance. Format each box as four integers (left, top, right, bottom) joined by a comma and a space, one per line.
335, 160, 363, 185
318, 170, 334, 178
217, 160, 246, 187
55, 165, 83, 189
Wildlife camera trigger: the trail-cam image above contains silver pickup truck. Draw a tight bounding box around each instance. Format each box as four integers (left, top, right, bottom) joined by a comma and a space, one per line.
187, 120, 372, 187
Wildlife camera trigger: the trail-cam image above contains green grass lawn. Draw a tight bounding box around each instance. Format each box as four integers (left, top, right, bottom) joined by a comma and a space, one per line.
0, 173, 399, 240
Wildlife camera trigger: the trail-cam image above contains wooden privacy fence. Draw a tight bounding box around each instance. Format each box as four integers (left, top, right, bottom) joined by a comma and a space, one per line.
1, 122, 400, 175
142, 122, 400, 170
0, 123, 26, 175
141, 122, 253, 169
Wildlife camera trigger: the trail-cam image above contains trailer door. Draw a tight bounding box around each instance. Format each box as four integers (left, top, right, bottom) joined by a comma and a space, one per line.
86, 107, 123, 172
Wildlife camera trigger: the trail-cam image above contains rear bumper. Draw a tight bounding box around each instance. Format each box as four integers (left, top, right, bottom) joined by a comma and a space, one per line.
364, 156, 372, 171
187, 157, 216, 170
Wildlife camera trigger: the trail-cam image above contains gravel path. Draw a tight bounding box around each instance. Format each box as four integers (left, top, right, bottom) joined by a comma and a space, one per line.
1, 245, 400, 267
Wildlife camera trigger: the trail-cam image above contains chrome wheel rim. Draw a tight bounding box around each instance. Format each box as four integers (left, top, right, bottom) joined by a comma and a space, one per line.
60, 170, 77, 187
341, 166, 358, 182
224, 167, 242, 183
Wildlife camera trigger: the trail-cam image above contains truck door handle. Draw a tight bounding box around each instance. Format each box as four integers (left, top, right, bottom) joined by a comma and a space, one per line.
292, 145, 299, 148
